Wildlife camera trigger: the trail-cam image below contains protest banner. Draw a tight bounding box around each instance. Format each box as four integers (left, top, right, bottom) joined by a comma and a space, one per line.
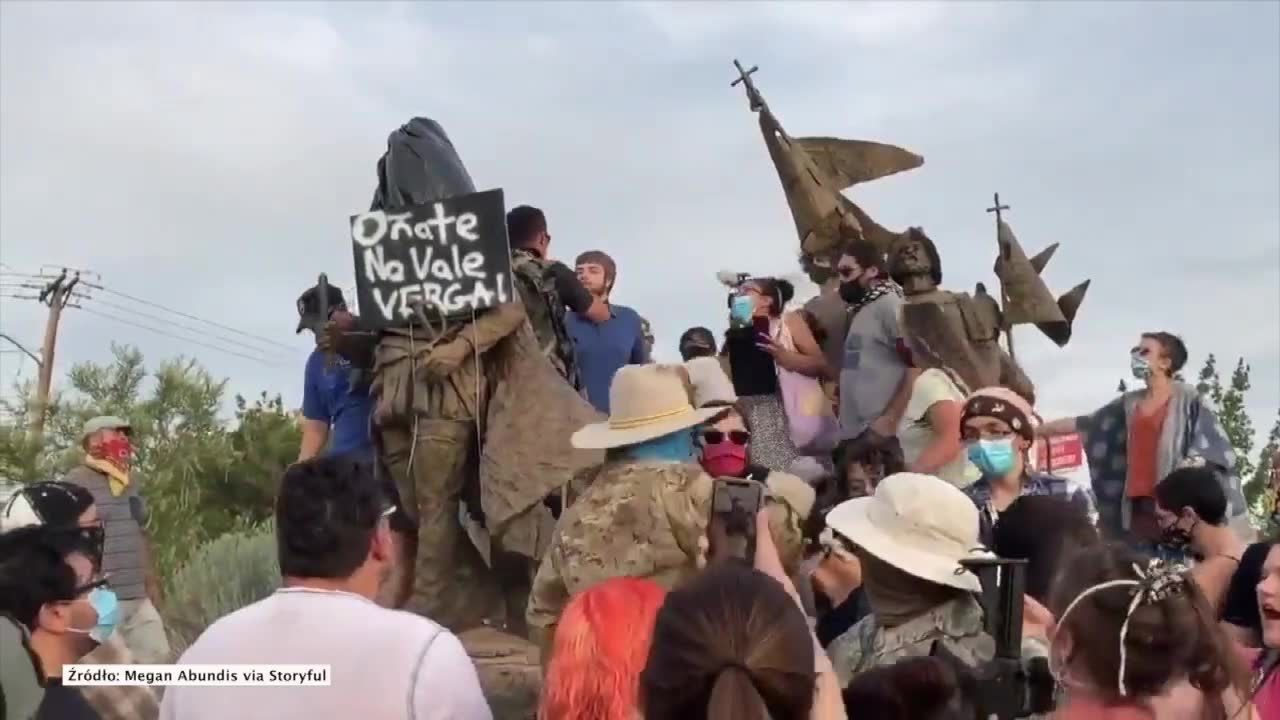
349, 188, 512, 329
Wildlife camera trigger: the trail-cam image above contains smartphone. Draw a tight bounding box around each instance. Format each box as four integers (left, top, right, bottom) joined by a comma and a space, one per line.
751, 315, 771, 338
709, 478, 765, 562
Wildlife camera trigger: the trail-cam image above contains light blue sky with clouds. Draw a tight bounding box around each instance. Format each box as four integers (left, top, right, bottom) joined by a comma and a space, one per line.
1, 1, 1277, 445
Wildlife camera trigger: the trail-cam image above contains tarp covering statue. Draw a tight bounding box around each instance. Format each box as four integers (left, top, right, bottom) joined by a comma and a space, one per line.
332, 117, 605, 635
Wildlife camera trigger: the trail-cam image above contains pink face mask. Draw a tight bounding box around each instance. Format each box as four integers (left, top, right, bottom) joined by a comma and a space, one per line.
700, 433, 749, 478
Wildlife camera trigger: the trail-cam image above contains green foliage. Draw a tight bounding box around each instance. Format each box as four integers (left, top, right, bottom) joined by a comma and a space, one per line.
1196, 354, 1256, 481
162, 521, 280, 656
1253, 411, 1280, 538
0, 344, 300, 586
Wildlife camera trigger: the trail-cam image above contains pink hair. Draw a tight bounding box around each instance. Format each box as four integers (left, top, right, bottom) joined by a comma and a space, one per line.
539, 578, 667, 720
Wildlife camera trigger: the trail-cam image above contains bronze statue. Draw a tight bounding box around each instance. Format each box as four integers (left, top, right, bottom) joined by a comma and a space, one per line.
730, 60, 923, 283
890, 227, 1037, 403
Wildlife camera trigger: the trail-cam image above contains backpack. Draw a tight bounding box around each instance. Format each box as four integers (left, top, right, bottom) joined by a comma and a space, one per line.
511, 251, 579, 390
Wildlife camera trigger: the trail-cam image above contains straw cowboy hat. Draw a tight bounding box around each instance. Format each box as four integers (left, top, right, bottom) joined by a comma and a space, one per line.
571, 364, 724, 450
824, 472, 986, 593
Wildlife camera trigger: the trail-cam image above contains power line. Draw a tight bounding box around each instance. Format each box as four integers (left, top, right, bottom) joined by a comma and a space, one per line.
76, 294, 294, 360
85, 282, 294, 351
75, 306, 287, 367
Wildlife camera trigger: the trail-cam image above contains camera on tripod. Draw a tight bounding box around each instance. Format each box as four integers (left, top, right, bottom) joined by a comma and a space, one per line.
931, 556, 1056, 720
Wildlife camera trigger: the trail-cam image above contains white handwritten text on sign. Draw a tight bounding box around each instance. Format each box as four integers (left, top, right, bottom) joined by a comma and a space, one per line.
349, 189, 512, 328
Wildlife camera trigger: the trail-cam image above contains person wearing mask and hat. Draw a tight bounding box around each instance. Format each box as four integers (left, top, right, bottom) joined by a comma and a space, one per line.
959, 387, 1097, 546
524, 364, 814, 653
824, 472, 995, 686
296, 281, 375, 463
61, 416, 171, 665
1, 482, 159, 720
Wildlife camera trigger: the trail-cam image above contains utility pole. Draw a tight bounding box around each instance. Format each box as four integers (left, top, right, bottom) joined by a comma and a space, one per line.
986, 192, 1015, 362
31, 270, 80, 439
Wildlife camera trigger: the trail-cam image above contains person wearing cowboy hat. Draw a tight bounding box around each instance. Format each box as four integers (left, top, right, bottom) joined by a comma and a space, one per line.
959, 387, 1097, 546
824, 472, 995, 687
524, 364, 815, 654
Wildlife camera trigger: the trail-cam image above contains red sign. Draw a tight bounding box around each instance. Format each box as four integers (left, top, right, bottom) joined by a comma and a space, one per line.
1035, 434, 1084, 473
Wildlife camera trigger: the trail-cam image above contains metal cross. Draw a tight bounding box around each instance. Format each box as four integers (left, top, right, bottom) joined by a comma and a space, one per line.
731, 60, 758, 88
986, 192, 1010, 224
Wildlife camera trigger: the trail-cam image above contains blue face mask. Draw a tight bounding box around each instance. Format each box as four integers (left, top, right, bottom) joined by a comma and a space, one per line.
967, 438, 1017, 478
729, 295, 755, 326
625, 428, 697, 463
1130, 354, 1152, 381
67, 587, 119, 644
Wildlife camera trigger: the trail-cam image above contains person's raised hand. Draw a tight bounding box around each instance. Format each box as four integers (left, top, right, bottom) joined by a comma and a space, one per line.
1022, 595, 1056, 642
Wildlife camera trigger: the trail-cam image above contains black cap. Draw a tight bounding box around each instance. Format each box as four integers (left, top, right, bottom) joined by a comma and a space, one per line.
1, 482, 94, 532
295, 284, 346, 334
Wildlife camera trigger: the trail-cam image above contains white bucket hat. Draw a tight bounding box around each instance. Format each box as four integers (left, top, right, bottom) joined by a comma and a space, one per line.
571, 364, 724, 450
824, 472, 985, 593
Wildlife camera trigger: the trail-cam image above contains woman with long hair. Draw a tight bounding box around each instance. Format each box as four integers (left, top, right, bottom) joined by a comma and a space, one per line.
723, 276, 829, 472
1045, 543, 1258, 719
539, 577, 667, 720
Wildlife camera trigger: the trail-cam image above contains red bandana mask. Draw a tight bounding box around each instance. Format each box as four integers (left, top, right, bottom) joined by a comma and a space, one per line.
700, 442, 748, 478
91, 436, 133, 469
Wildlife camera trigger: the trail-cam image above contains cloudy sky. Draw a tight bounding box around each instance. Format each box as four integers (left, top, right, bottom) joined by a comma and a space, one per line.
1, 1, 1277, 444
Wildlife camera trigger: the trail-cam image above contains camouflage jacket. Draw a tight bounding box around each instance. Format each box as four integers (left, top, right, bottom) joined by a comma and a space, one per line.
525, 460, 812, 650
827, 595, 994, 688
79, 632, 161, 720
511, 249, 579, 389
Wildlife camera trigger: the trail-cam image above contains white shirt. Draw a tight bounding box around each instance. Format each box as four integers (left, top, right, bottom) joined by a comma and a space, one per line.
897, 369, 981, 488
684, 355, 737, 407
159, 588, 492, 720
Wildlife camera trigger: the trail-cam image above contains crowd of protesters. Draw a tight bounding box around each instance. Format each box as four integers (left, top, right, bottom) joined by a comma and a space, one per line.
2, 214, 1278, 720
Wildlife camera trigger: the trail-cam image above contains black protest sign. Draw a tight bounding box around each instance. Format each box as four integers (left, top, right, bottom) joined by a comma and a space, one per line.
349, 189, 513, 329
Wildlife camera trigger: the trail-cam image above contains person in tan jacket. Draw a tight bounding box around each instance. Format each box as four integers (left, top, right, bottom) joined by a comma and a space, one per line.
525, 365, 815, 652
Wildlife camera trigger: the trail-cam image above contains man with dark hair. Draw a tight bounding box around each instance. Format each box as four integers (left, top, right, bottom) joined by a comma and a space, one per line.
567, 249, 649, 413
506, 205, 608, 391
1041, 333, 1247, 553
992, 495, 1100, 603
0, 526, 117, 720
296, 282, 374, 462
161, 456, 492, 720
1152, 466, 1261, 623
835, 239, 911, 442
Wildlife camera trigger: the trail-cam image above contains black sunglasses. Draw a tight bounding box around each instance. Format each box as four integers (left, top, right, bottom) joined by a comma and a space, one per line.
71, 576, 110, 596
836, 266, 858, 279
701, 429, 750, 446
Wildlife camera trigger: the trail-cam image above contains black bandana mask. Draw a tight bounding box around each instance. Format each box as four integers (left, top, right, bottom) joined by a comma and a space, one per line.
1159, 515, 1196, 551
839, 280, 867, 305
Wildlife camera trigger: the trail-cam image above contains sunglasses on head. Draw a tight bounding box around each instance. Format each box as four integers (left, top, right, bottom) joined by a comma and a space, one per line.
701, 429, 750, 446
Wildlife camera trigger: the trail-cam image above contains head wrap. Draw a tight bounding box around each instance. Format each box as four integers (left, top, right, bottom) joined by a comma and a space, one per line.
961, 386, 1038, 441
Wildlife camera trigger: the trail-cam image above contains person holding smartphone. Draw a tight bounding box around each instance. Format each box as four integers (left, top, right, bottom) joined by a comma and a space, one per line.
722, 277, 829, 472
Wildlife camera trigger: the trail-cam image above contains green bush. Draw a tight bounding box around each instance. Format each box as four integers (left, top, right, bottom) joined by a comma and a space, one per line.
162, 521, 280, 656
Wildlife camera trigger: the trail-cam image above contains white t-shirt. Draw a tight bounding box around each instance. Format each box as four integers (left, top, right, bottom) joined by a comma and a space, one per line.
684, 355, 737, 407
897, 369, 980, 488
159, 588, 492, 720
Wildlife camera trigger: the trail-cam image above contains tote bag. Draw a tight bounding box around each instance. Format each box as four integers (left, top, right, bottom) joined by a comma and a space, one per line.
774, 316, 840, 455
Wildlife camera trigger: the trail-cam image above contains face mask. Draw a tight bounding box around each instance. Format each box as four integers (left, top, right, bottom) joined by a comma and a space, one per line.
626, 429, 697, 463
839, 278, 867, 305
66, 587, 119, 644
701, 441, 748, 478
1160, 515, 1196, 551
1130, 354, 1152, 381
967, 438, 1017, 477
729, 295, 755, 326
92, 436, 133, 467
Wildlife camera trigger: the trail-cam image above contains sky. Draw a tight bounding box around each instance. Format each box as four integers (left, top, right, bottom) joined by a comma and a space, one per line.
1, 1, 1277, 448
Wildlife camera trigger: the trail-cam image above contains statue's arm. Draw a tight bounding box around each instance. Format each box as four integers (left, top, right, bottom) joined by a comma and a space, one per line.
455, 302, 526, 356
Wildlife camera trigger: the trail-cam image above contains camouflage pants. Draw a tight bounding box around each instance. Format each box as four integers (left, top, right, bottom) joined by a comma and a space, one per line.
381, 418, 503, 632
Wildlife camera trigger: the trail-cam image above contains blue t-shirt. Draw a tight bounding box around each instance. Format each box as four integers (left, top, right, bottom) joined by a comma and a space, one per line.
301, 350, 374, 458
566, 304, 648, 413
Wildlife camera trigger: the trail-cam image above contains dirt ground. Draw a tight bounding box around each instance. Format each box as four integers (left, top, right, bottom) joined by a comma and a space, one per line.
459, 627, 542, 720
